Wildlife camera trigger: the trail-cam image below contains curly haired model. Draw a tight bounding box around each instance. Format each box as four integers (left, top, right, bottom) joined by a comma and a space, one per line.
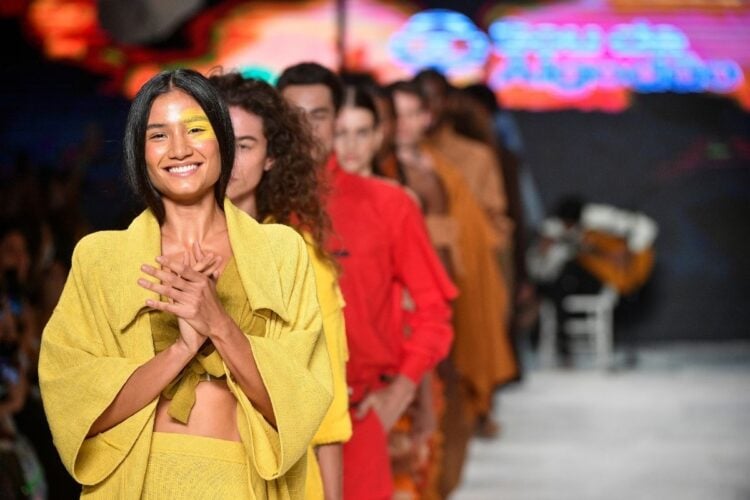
210, 72, 351, 500
209, 73, 330, 251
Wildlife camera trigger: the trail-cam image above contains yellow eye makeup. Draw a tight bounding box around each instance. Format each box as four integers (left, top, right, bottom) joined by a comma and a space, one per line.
180, 108, 216, 141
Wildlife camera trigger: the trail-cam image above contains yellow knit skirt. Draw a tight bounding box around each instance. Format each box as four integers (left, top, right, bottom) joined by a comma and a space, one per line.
142, 432, 253, 500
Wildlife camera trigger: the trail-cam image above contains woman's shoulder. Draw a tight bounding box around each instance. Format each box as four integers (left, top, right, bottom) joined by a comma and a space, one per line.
257, 218, 334, 280
71, 209, 157, 265
256, 221, 306, 251
248, 221, 310, 275
227, 201, 303, 252
298, 232, 335, 279
72, 229, 130, 263
297, 231, 345, 313
343, 174, 419, 217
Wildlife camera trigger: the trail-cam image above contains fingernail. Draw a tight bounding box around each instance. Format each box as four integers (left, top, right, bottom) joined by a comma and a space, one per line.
146, 299, 154, 306
141, 264, 152, 272
137, 279, 148, 286
155, 256, 163, 263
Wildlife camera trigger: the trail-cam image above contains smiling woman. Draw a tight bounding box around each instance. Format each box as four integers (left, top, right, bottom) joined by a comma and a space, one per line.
144, 94, 223, 203
123, 70, 235, 224
38, 69, 333, 500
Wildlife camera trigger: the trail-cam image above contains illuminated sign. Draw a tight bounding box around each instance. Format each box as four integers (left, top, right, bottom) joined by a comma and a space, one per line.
488, 20, 743, 96
389, 8, 749, 111
15, 0, 750, 112
389, 9, 489, 75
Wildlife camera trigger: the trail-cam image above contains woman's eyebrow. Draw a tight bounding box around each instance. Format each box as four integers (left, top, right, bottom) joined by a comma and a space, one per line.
183, 114, 210, 123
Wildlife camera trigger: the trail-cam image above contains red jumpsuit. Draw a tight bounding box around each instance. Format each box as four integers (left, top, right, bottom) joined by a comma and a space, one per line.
324, 157, 456, 499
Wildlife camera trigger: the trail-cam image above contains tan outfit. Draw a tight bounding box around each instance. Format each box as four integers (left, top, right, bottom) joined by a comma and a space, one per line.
424, 146, 518, 497
428, 126, 514, 248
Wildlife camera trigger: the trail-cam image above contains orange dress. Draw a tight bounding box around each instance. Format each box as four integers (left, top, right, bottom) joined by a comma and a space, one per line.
426, 145, 518, 414
421, 146, 518, 497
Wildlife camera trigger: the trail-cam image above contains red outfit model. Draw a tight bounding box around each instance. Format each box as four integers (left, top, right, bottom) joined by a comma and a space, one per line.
277, 62, 455, 499
324, 155, 456, 499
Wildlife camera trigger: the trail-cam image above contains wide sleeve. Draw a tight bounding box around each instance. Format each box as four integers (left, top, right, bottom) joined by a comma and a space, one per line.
38, 241, 153, 486
391, 194, 457, 383
225, 234, 333, 480
307, 248, 352, 446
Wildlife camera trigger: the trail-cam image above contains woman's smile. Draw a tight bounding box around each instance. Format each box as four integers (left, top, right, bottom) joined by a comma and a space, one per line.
164, 162, 203, 176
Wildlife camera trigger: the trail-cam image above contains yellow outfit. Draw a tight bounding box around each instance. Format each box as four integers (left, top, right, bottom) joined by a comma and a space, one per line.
39, 199, 333, 499
257, 219, 352, 499
142, 432, 252, 500
142, 256, 256, 499
150, 256, 254, 424
299, 238, 352, 499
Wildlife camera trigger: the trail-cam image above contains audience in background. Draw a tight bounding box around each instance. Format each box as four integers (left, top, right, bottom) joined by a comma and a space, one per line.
0, 148, 90, 499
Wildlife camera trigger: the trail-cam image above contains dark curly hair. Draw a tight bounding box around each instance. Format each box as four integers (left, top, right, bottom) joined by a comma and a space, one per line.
209, 72, 331, 252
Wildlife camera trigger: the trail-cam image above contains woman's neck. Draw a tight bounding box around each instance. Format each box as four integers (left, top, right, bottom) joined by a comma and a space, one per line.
231, 193, 258, 220
356, 162, 373, 177
160, 195, 227, 249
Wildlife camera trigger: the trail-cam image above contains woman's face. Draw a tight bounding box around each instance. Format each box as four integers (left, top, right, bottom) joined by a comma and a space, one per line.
393, 90, 431, 148
334, 107, 382, 176
144, 90, 221, 204
226, 106, 272, 204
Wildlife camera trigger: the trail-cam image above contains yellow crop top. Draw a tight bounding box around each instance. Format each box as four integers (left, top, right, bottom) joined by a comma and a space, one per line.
150, 256, 258, 424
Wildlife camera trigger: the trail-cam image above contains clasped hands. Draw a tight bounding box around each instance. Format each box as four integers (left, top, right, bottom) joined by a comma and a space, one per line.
137, 242, 231, 354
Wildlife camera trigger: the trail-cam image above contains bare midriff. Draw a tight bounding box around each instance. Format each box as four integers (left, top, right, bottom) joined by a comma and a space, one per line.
153, 380, 241, 441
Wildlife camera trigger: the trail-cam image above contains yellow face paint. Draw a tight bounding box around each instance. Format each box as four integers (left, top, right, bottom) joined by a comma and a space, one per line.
180, 108, 216, 141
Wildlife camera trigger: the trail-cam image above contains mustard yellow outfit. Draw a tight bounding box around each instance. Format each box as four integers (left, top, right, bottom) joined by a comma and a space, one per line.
39, 199, 333, 499
300, 237, 352, 499
141, 256, 257, 499
142, 433, 252, 500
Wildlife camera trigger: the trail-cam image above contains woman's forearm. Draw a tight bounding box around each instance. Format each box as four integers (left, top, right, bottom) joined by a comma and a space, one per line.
87, 342, 194, 436
316, 443, 343, 500
210, 316, 276, 427
418, 371, 434, 408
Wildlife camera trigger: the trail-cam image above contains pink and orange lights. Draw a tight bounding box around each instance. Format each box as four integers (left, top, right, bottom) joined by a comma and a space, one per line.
12, 0, 750, 112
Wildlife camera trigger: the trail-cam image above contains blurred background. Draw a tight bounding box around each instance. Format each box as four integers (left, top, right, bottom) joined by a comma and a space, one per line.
0, 0, 748, 499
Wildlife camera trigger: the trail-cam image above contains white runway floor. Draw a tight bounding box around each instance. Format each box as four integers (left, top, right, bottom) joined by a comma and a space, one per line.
452, 342, 750, 500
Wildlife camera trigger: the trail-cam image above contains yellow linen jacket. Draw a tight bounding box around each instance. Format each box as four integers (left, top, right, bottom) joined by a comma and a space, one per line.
300, 237, 352, 498
39, 199, 333, 499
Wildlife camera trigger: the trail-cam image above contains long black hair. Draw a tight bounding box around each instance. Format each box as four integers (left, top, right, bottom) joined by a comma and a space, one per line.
123, 68, 235, 224
341, 85, 381, 127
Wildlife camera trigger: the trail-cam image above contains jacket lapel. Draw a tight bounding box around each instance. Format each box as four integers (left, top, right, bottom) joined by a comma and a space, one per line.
114, 200, 291, 335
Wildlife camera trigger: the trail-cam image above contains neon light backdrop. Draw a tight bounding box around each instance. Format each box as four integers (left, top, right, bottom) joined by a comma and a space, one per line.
13, 0, 750, 112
